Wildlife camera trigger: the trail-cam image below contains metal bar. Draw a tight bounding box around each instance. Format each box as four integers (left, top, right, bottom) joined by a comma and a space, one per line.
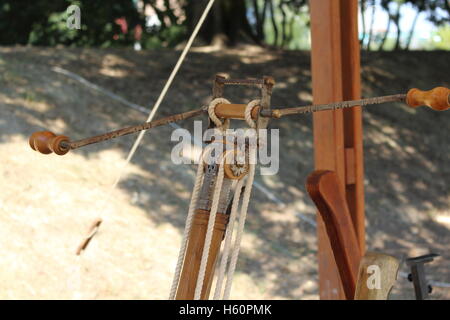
61, 94, 407, 151
406, 253, 440, 300
270, 94, 406, 117
215, 77, 264, 87
410, 264, 429, 300
67, 107, 205, 150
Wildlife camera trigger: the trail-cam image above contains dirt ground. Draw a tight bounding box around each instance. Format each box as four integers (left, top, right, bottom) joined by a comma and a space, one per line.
0, 46, 449, 300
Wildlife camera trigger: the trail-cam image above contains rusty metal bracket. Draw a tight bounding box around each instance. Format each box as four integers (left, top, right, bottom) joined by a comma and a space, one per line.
257, 76, 275, 131
406, 253, 440, 300
210, 74, 274, 131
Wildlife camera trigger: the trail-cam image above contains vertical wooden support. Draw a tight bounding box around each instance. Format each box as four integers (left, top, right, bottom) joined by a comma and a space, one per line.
340, 1, 365, 253
310, 0, 365, 299
176, 212, 229, 300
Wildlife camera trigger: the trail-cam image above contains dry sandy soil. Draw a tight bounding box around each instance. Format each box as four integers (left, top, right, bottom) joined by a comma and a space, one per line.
0, 46, 449, 299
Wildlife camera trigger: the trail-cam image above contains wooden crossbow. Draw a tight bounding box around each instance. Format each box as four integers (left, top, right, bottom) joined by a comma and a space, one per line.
28, 75, 449, 300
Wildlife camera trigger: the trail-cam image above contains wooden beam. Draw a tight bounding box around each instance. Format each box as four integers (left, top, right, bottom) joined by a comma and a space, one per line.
306, 170, 362, 299
310, 0, 365, 299
340, 0, 365, 254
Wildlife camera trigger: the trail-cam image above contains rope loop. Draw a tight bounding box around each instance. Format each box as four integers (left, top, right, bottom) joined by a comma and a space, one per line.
245, 99, 260, 129
208, 98, 231, 131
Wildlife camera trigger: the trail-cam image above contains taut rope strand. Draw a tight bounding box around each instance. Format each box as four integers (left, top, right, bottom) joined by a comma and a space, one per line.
213, 179, 245, 299
194, 148, 226, 300
74, 0, 216, 256
112, 0, 217, 188
223, 145, 257, 299
168, 151, 206, 299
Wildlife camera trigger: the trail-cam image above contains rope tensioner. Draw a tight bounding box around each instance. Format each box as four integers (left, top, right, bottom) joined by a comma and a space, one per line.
29, 78, 448, 156
169, 75, 270, 300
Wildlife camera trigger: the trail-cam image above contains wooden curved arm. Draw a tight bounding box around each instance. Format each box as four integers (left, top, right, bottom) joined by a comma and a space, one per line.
406, 87, 449, 111
29, 131, 70, 155
306, 170, 362, 300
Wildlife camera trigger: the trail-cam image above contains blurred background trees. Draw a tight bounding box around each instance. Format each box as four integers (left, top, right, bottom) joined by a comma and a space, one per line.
0, 0, 449, 50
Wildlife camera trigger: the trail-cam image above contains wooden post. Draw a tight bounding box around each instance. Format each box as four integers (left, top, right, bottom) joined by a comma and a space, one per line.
310, 0, 365, 299
176, 211, 229, 300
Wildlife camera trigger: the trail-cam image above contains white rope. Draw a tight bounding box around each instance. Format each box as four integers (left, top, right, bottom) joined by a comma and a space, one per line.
213, 178, 244, 299
245, 99, 260, 129
223, 146, 257, 299
112, 0, 217, 188
208, 98, 231, 130
168, 152, 206, 299
194, 149, 226, 300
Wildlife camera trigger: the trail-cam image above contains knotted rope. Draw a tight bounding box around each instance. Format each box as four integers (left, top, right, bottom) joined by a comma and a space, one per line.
245, 99, 260, 129
208, 98, 231, 130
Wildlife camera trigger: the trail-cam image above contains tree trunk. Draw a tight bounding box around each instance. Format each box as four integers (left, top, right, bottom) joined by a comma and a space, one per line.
360, 0, 367, 46
252, 0, 268, 43
186, 0, 256, 46
280, 2, 288, 47
393, 3, 402, 50
268, 0, 278, 46
404, 10, 420, 50
366, 0, 376, 50
378, 14, 392, 51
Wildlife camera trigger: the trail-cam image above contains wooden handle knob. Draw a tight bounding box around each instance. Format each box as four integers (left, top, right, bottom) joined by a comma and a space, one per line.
29, 131, 70, 155
406, 87, 449, 111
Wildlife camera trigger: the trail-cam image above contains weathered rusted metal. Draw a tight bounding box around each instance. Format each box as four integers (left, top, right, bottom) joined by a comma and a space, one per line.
30, 86, 449, 155
215, 77, 266, 87
270, 94, 407, 117
68, 107, 205, 150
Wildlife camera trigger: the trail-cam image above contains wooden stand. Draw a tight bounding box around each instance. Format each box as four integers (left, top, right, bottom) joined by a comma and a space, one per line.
310, 0, 365, 299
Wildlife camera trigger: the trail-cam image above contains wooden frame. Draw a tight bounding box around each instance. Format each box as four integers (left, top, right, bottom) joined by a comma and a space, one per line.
310, 0, 365, 299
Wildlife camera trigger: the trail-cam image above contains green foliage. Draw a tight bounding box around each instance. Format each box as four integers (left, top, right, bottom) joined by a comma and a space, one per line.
141, 25, 187, 49
28, 10, 78, 46
429, 25, 450, 49
0, 0, 140, 47
261, 0, 310, 49
0, 0, 448, 50
0, 1, 65, 45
